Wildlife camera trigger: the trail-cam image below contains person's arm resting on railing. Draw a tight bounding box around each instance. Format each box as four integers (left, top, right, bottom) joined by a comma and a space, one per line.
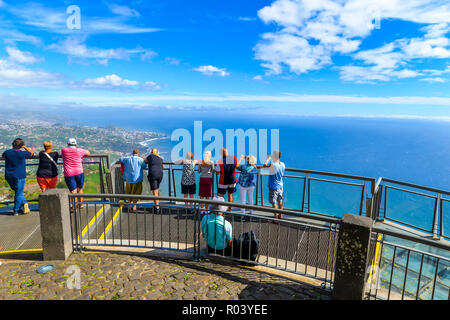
22, 145, 34, 158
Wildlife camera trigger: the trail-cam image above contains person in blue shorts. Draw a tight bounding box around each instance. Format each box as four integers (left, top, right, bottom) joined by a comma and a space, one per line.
262, 150, 285, 220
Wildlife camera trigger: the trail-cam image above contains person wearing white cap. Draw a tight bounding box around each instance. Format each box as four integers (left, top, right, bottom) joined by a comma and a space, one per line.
200, 196, 233, 256
61, 138, 91, 203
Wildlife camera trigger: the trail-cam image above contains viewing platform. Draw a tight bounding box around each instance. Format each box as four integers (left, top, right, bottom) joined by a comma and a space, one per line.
0, 157, 449, 300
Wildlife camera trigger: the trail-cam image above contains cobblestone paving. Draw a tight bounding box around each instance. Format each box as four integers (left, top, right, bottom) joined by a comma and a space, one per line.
0, 252, 331, 300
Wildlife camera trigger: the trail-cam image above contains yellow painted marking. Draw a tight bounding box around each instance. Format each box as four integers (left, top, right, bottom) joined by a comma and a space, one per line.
77, 206, 105, 241
367, 233, 383, 284
99, 205, 123, 240
0, 248, 43, 255
81, 206, 105, 237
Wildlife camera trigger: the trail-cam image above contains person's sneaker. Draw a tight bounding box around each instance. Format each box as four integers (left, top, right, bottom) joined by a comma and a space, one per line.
13, 212, 19, 216
23, 203, 30, 214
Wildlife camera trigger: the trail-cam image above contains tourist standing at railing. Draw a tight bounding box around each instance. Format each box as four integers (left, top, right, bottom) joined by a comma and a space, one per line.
198, 150, 215, 209
37, 141, 59, 192
61, 138, 90, 206
119, 149, 147, 212
215, 148, 237, 212
262, 150, 285, 220
145, 148, 164, 210
175, 152, 198, 208
2, 138, 34, 215
201, 196, 233, 256
236, 155, 258, 215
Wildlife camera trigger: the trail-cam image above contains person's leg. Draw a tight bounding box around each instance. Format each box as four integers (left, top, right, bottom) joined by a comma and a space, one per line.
239, 186, 247, 214
76, 173, 85, 206
133, 182, 143, 211
48, 177, 58, 190
16, 178, 29, 214
189, 193, 194, 207
125, 182, 133, 211
247, 186, 255, 214
153, 189, 159, 205
6, 177, 21, 214
269, 189, 279, 218
277, 189, 283, 218
37, 177, 47, 192
227, 187, 234, 212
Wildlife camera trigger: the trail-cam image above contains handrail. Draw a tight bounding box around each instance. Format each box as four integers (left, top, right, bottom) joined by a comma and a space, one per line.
380, 177, 450, 196
71, 193, 341, 224
0, 154, 110, 169
372, 225, 450, 252
113, 160, 377, 183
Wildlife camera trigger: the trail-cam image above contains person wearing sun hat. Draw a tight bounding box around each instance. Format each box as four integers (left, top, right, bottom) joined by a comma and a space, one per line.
61, 138, 90, 203
200, 196, 233, 256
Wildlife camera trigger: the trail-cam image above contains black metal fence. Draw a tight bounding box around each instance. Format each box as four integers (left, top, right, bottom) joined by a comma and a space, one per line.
69, 194, 340, 291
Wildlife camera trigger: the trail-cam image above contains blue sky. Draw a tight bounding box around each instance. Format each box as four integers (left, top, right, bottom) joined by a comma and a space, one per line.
0, 0, 449, 119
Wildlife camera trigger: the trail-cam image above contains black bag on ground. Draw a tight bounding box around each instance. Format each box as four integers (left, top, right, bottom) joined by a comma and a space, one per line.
233, 231, 259, 261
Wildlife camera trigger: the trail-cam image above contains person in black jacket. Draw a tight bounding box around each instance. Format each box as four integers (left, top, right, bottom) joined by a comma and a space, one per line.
36, 141, 59, 192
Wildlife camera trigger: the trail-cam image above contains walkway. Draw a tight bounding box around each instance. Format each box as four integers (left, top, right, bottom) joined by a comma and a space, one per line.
0, 251, 330, 300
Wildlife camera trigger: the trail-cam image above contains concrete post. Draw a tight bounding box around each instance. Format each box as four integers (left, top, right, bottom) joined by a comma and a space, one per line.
332, 213, 373, 300
39, 189, 73, 260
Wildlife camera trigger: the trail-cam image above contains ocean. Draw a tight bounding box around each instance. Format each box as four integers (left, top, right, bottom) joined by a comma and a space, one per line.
64, 108, 450, 191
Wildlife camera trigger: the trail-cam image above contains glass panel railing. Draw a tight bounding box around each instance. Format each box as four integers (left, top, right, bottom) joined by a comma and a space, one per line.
442, 199, 450, 240
309, 178, 364, 217
142, 168, 170, 197
374, 235, 450, 300
385, 186, 436, 233
259, 173, 305, 210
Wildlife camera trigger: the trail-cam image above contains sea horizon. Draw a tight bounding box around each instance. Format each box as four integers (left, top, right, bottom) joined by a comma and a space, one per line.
50, 108, 449, 191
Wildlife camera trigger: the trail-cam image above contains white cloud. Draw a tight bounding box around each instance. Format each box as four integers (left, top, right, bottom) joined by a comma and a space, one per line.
0, 59, 63, 88
82, 74, 139, 89
76, 74, 163, 91
48, 37, 129, 62
420, 77, 446, 83
143, 81, 162, 90
48, 37, 157, 65
339, 23, 450, 82
108, 4, 140, 18
254, 0, 450, 82
238, 17, 257, 22
55, 93, 450, 106
165, 57, 180, 65
141, 49, 158, 62
193, 65, 230, 77
253, 75, 263, 81
8, 3, 159, 35
6, 47, 41, 64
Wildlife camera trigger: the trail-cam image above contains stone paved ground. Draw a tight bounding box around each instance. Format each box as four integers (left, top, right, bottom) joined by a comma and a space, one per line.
0, 252, 331, 300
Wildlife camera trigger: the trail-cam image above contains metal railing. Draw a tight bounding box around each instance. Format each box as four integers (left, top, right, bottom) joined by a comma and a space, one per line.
69, 193, 340, 291
373, 178, 450, 239
365, 226, 450, 300
0, 154, 111, 207
111, 161, 377, 219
